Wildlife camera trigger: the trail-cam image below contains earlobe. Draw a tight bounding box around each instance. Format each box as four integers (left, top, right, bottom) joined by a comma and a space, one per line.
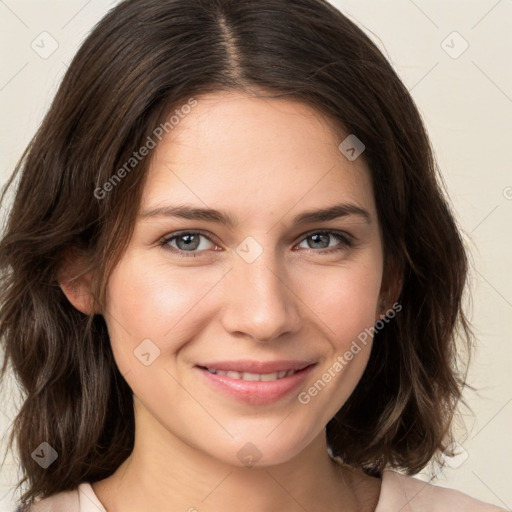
376, 271, 403, 321
57, 249, 98, 315
59, 276, 96, 315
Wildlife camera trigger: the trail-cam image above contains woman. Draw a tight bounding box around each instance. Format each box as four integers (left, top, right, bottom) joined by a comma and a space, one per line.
0, 0, 505, 510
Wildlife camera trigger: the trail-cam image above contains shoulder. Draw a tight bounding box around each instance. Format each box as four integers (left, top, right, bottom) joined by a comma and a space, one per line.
378, 469, 507, 512
16, 483, 105, 512
19, 487, 79, 512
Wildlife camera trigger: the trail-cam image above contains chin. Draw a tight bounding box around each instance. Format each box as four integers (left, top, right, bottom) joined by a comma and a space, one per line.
209, 430, 316, 469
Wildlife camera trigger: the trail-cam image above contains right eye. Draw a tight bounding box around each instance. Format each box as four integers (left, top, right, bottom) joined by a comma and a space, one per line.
159, 230, 220, 257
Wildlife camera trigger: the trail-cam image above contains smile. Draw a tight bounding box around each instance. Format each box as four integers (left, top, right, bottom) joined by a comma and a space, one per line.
195, 361, 317, 404
204, 368, 298, 381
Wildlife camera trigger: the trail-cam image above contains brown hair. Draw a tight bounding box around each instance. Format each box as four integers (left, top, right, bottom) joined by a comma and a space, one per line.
0, 0, 473, 507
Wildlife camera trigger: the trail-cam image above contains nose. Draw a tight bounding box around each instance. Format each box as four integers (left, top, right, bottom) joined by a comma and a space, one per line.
220, 249, 302, 343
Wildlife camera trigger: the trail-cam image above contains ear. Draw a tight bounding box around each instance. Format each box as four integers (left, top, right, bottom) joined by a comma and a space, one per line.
376, 260, 403, 321
57, 248, 98, 315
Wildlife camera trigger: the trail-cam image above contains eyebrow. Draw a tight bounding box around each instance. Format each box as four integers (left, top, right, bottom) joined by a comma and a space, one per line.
140, 202, 371, 226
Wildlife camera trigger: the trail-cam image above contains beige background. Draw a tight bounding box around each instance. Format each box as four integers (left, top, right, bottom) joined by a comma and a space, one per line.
0, 0, 511, 510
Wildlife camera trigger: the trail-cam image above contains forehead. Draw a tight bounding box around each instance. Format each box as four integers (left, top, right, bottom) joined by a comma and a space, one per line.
141, 91, 376, 227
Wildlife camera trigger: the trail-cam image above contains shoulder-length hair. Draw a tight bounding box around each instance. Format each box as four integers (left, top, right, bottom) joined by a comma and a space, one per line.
0, 0, 473, 506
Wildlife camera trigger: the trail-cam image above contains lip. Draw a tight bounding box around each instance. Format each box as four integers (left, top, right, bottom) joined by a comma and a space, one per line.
195, 361, 317, 405
196, 359, 314, 373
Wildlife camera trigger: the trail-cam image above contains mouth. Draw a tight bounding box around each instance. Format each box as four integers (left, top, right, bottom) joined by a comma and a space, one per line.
195, 359, 314, 380
194, 360, 317, 404
198, 367, 303, 381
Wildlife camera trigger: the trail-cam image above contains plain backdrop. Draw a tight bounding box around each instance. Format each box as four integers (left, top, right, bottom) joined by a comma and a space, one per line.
0, 0, 511, 510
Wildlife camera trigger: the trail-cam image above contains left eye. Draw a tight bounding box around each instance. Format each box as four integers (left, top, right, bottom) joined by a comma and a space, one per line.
161, 231, 217, 255
296, 231, 351, 252
160, 230, 352, 257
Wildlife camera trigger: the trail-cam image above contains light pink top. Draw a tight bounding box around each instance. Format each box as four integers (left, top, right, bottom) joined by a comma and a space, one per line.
27, 470, 507, 512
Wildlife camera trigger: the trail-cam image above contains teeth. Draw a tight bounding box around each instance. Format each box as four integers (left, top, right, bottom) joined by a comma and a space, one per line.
241, 372, 261, 381
205, 368, 297, 381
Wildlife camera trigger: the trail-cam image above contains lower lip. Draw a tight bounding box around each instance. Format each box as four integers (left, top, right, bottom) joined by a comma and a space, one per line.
195, 364, 316, 404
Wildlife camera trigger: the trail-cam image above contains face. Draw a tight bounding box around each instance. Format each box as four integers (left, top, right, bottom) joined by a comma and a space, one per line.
103, 91, 386, 467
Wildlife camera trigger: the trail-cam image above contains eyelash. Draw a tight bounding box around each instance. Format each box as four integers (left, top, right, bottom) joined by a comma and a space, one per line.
159, 230, 353, 258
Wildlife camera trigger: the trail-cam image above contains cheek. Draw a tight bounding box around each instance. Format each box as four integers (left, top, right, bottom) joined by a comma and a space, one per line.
104, 253, 214, 370
302, 257, 383, 347
295, 261, 383, 416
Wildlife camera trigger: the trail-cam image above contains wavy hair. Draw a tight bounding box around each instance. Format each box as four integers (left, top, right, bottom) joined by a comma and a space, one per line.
0, 0, 473, 507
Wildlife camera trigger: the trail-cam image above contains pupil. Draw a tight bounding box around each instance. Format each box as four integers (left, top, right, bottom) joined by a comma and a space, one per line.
311, 233, 328, 248
178, 234, 199, 250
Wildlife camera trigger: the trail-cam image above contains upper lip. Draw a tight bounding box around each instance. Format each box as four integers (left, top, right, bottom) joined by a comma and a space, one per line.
197, 360, 316, 373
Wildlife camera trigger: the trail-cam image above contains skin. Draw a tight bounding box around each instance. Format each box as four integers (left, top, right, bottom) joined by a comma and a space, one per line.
62, 90, 398, 512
